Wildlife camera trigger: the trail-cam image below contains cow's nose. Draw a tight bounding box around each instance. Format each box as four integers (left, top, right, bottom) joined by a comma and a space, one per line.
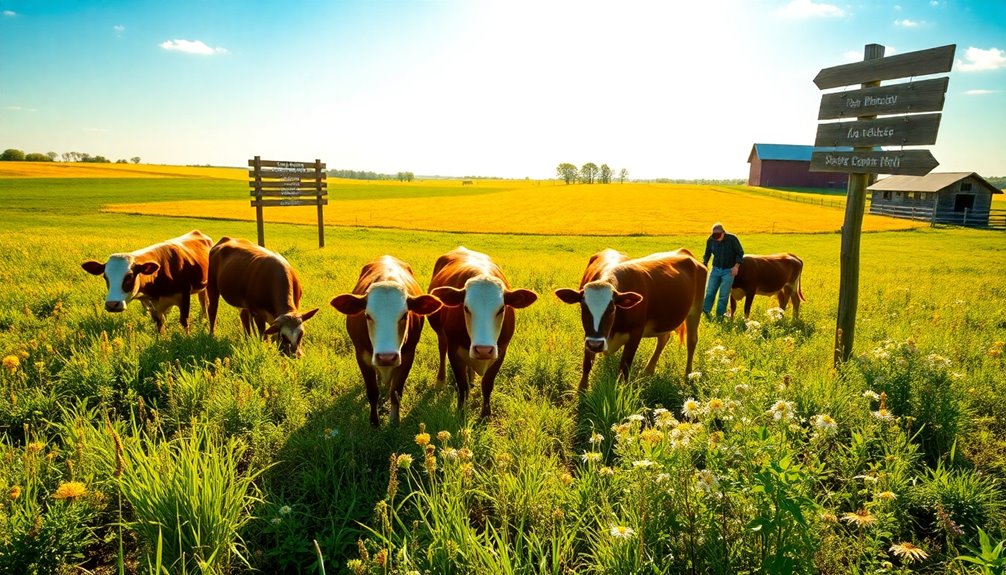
374, 352, 401, 367
585, 338, 606, 353
471, 345, 497, 360
105, 301, 126, 313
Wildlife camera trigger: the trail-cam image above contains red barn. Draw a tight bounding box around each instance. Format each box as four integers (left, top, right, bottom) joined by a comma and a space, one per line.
747, 144, 849, 189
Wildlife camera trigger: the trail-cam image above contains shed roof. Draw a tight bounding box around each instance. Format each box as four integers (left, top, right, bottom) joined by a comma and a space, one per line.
748, 143, 851, 163
868, 172, 1003, 194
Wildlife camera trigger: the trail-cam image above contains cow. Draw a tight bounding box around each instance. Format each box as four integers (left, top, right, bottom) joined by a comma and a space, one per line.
729, 253, 806, 320
81, 230, 212, 333
555, 249, 706, 390
206, 237, 318, 358
427, 247, 538, 419
331, 256, 443, 427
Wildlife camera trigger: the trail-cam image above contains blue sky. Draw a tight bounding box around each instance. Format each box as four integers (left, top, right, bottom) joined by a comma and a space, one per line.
2, 0, 1004, 179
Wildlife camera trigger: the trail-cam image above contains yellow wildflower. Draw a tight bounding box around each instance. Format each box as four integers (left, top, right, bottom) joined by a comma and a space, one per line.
27, 442, 44, 455
415, 432, 431, 447
2, 355, 19, 374
9, 485, 21, 500
889, 542, 928, 563
876, 491, 897, 502
640, 428, 664, 444
841, 508, 877, 528
52, 481, 87, 500
437, 430, 452, 443
396, 454, 413, 469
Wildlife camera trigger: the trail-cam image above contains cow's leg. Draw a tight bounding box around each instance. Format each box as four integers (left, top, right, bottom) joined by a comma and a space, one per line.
578, 349, 596, 391
684, 303, 702, 378
253, 313, 267, 339
207, 286, 220, 335
479, 349, 507, 419
778, 288, 792, 312
390, 353, 417, 426
357, 354, 381, 427
447, 351, 470, 413
744, 294, 755, 319
617, 333, 644, 382
790, 284, 801, 320
434, 328, 448, 387
196, 289, 209, 322
178, 294, 192, 334
729, 296, 737, 319
643, 333, 671, 376
239, 309, 253, 336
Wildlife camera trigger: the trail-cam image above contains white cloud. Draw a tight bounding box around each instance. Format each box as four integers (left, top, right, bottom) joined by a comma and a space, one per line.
778, 0, 845, 18
929, 0, 941, 6
6, 105, 37, 111
894, 4, 902, 11
114, 25, 125, 34
159, 39, 228, 55
964, 89, 995, 95
895, 19, 923, 27
2, 10, 15, 17
957, 47, 1006, 72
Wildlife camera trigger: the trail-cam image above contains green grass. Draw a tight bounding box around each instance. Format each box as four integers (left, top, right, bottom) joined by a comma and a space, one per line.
1, 176, 1005, 573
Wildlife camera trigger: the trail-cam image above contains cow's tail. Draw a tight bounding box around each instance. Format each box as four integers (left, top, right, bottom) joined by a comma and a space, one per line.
675, 323, 687, 346
792, 254, 807, 301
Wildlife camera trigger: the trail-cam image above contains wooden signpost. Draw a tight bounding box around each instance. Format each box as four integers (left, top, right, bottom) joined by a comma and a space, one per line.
249, 156, 328, 248
809, 44, 955, 366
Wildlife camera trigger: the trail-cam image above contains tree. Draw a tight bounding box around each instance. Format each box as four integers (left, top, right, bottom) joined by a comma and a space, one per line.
580, 162, 598, 184
25, 152, 53, 161
599, 164, 612, 184
556, 163, 578, 185
619, 168, 629, 184
0, 149, 25, 161
131, 156, 141, 164
46, 151, 58, 161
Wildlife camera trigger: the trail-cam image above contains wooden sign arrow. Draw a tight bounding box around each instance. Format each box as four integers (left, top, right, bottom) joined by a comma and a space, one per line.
815, 113, 942, 147
818, 77, 948, 120
810, 150, 938, 175
814, 44, 955, 90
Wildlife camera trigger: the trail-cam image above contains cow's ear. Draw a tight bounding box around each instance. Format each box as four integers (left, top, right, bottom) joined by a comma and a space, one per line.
431, 286, 465, 307
408, 294, 443, 316
81, 260, 105, 276
330, 294, 367, 316
554, 288, 582, 305
133, 262, 160, 275
613, 291, 643, 309
504, 288, 538, 309
263, 323, 281, 335
300, 308, 319, 322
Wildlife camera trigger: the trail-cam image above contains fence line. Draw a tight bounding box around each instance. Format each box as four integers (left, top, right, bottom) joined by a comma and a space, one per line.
868, 204, 1006, 229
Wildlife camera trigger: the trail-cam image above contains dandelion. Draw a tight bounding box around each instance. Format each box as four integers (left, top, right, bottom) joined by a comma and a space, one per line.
889, 542, 929, 563
589, 431, 604, 445
640, 428, 664, 444
767, 400, 796, 421
52, 481, 87, 501
687, 371, 702, 381
415, 432, 431, 447
279, 505, 292, 515
863, 390, 880, 401
2, 355, 19, 374
695, 469, 718, 492
437, 430, 452, 443
876, 491, 897, 502
396, 454, 413, 469
706, 398, 726, 415
681, 398, 702, 420
609, 525, 636, 539
580, 451, 602, 463
766, 307, 785, 321
27, 441, 44, 455
8, 485, 21, 500
841, 508, 877, 528
811, 414, 838, 433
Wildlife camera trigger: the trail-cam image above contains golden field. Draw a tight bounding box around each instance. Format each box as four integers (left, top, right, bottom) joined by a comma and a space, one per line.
0, 161, 246, 180
105, 179, 923, 235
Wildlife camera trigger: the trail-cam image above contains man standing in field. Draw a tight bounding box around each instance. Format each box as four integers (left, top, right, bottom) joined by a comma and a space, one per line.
702, 222, 744, 319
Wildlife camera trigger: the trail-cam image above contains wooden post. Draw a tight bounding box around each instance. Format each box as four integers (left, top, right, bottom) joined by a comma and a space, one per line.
253, 155, 265, 247
315, 159, 325, 248
834, 43, 885, 367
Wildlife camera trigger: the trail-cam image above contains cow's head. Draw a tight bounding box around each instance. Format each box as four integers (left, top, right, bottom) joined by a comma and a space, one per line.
81, 255, 160, 313
555, 280, 642, 352
264, 308, 319, 358
331, 282, 443, 367
433, 275, 537, 361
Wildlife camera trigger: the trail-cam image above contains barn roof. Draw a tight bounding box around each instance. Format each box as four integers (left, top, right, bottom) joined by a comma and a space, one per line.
868, 172, 1003, 194
748, 143, 851, 163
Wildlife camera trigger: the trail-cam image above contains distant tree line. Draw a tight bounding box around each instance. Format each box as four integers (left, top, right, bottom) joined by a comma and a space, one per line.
652, 178, 746, 185
1, 148, 141, 164
987, 176, 1006, 189
556, 163, 629, 185
327, 169, 415, 181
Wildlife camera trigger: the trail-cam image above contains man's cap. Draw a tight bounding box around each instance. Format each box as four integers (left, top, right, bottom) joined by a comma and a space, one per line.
711, 223, 724, 232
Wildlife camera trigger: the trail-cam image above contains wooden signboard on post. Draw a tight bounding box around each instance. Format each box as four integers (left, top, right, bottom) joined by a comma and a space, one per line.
248, 156, 328, 248
809, 44, 954, 366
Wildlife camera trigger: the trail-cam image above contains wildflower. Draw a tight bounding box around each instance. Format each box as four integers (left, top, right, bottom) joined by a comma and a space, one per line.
415, 432, 430, 447
863, 390, 880, 401
437, 430, 452, 443
52, 481, 87, 501
873, 408, 896, 422
695, 469, 718, 492
9, 485, 21, 500
926, 353, 951, 368
706, 398, 726, 415
640, 428, 664, 444
460, 462, 474, 478
767, 400, 796, 421
854, 473, 879, 484
811, 414, 838, 433
687, 371, 702, 381
745, 319, 762, 332
627, 413, 645, 423
580, 451, 602, 463
632, 459, 657, 469
709, 431, 725, 447
424, 454, 437, 474
2, 355, 19, 374
990, 348, 1002, 358
279, 505, 292, 515
766, 307, 785, 321
841, 508, 877, 528
821, 512, 838, 524
559, 472, 574, 486
656, 473, 670, 483
457, 447, 473, 461
271, 517, 282, 525
611, 423, 631, 437
346, 559, 365, 575
442, 447, 458, 460
396, 454, 413, 469
599, 466, 615, 477
589, 431, 604, 445
889, 542, 929, 563
654, 411, 679, 429
681, 398, 702, 420
734, 383, 750, 395
876, 491, 897, 502
374, 548, 388, 568
609, 525, 636, 540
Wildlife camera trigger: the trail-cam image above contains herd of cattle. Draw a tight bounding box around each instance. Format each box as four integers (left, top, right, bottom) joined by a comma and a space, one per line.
81, 230, 805, 426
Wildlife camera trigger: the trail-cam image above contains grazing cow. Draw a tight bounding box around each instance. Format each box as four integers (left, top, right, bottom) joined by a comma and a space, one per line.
81, 230, 212, 332
427, 247, 538, 419
331, 256, 443, 427
555, 249, 706, 389
729, 253, 806, 320
207, 237, 318, 358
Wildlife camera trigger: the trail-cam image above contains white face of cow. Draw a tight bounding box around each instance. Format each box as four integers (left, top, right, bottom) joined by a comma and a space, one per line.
365, 283, 410, 367
583, 282, 615, 352
463, 276, 506, 360
266, 308, 319, 358
81, 254, 160, 313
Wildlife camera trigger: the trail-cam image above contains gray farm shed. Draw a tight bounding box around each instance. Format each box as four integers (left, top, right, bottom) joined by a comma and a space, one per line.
868, 172, 1004, 228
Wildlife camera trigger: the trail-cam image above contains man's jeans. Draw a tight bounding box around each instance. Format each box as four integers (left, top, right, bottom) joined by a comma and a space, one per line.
703, 267, 734, 317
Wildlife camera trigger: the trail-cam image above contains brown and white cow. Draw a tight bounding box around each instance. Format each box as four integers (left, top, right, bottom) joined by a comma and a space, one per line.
427, 247, 538, 419
555, 249, 706, 389
729, 253, 806, 320
81, 230, 212, 332
207, 237, 318, 358
331, 256, 443, 427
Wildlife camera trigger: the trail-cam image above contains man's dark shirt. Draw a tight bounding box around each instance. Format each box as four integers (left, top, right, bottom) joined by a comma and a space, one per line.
703, 233, 744, 269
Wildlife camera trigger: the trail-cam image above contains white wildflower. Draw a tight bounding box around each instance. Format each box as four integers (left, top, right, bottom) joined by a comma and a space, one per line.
681, 398, 702, 420
767, 400, 796, 421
